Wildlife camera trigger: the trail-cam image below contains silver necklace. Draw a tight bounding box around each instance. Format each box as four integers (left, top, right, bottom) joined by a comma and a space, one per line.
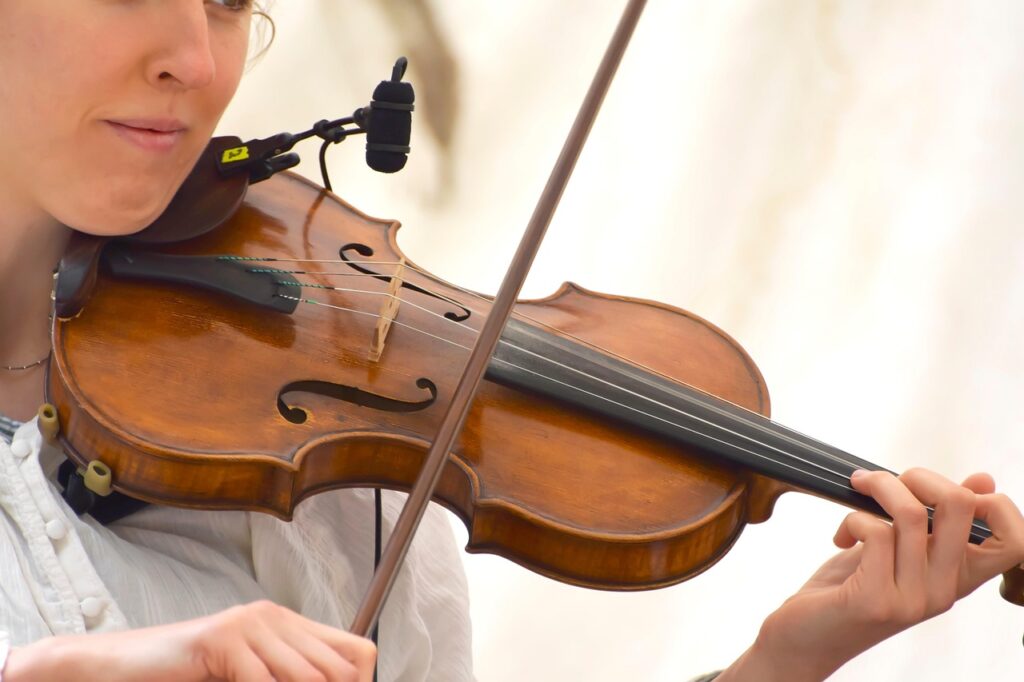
2, 351, 50, 371
4, 273, 59, 371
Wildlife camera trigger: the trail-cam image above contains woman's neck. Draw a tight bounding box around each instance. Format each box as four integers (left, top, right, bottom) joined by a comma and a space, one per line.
0, 189, 72, 420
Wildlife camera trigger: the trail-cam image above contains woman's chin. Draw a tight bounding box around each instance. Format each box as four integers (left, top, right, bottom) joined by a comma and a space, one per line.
57, 185, 179, 237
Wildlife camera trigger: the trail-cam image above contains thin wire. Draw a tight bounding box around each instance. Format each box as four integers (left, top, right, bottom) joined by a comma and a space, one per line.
227, 254, 515, 317
280, 290, 994, 540
276, 282, 476, 331
287, 288, 856, 488
340, 284, 994, 537
274, 269, 871, 478
236, 259, 473, 314
267, 274, 470, 315
231, 256, 767, 409
237, 255, 677, 371
2, 351, 50, 371
239, 256, 744, 404
496, 343, 983, 542
279, 281, 864, 482
488, 353, 866, 494
249, 269, 385, 277
235, 257, 988, 537
276, 294, 473, 349
370, 487, 382, 682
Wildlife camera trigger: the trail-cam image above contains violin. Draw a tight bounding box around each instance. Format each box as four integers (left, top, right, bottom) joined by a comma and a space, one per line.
42, 0, 1024, 653
44, 140, 1024, 601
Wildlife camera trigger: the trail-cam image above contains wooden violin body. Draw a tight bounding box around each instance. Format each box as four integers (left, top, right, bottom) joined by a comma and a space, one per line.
48, 171, 790, 591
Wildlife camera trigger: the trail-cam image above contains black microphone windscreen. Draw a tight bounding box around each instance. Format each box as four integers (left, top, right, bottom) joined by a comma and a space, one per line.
366, 80, 414, 173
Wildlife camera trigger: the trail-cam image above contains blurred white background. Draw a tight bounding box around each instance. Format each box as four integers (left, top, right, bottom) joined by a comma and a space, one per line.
219, 2, 1024, 679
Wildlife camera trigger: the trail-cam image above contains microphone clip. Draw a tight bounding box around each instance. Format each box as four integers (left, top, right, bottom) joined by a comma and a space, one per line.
214, 56, 413, 187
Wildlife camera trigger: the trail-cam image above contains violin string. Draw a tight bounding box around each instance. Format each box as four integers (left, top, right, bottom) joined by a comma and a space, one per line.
282, 280, 857, 481
259, 258, 864, 473
242, 257, 766, 409
229, 255, 478, 312
275, 290, 989, 538
274, 281, 474, 330
253, 270, 390, 277
280, 294, 988, 541
487, 354, 866, 496
272, 265, 980, 520
277, 294, 476, 349
236, 257, 689, 387
496, 339, 986, 538
226, 255, 499, 316
228, 256, 986, 536
245, 266, 472, 313
491, 346, 987, 539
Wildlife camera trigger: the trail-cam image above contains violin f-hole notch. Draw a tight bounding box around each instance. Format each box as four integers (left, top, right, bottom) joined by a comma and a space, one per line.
277, 377, 437, 424
339, 243, 471, 322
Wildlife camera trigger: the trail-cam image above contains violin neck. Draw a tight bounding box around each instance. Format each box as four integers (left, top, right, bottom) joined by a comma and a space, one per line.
487, 318, 892, 517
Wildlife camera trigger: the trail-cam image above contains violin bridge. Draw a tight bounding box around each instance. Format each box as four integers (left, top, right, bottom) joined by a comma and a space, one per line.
368, 258, 406, 362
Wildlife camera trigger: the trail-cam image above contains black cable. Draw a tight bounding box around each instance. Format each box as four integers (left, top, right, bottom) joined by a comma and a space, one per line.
370, 485, 382, 679
319, 139, 334, 192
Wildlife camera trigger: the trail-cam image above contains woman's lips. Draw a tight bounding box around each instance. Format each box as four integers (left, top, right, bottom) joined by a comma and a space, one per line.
105, 119, 187, 152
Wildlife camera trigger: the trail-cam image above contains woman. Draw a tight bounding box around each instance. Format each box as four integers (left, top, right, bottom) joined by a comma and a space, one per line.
0, 2, 1022, 681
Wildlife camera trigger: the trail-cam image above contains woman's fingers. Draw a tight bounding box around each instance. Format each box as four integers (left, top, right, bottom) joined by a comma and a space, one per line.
745, 468, 1024, 681
898, 468, 976, 599
972, 491, 1024, 543
2, 601, 376, 682
220, 643, 276, 682
850, 468, 1024, 602
197, 601, 375, 682
247, 621, 337, 682
961, 472, 995, 495
278, 613, 374, 682
834, 511, 897, 591
295, 616, 377, 679
966, 491, 1024, 580
850, 470, 928, 590
898, 469, 1024, 585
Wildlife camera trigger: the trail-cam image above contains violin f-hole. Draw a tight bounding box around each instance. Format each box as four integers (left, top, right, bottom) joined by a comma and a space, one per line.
277, 377, 437, 424
339, 243, 472, 322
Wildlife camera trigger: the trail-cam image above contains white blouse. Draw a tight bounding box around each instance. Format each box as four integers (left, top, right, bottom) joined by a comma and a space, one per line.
0, 418, 474, 681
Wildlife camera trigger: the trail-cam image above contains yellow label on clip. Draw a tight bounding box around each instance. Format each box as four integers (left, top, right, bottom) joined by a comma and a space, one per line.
221, 146, 250, 163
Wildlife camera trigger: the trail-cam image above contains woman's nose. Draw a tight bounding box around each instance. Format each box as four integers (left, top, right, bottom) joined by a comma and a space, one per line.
146, 3, 217, 91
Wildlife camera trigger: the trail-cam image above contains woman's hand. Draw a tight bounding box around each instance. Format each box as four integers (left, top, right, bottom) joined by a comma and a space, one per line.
4, 600, 376, 682
719, 468, 1024, 682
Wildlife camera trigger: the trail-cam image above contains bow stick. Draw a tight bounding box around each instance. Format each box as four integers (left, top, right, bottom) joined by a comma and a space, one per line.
350, 0, 649, 637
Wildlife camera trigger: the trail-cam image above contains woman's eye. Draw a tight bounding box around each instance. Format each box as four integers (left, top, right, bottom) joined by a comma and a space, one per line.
208, 0, 253, 11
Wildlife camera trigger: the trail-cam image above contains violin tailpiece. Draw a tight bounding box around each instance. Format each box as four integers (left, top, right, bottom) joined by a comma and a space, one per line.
102, 246, 301, 314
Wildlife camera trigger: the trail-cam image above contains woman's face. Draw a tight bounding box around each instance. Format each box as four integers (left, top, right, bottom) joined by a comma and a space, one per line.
0, 1, 253, 235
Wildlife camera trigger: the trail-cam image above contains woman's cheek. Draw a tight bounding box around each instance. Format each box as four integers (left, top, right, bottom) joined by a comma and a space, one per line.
44, 148, 196, 237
